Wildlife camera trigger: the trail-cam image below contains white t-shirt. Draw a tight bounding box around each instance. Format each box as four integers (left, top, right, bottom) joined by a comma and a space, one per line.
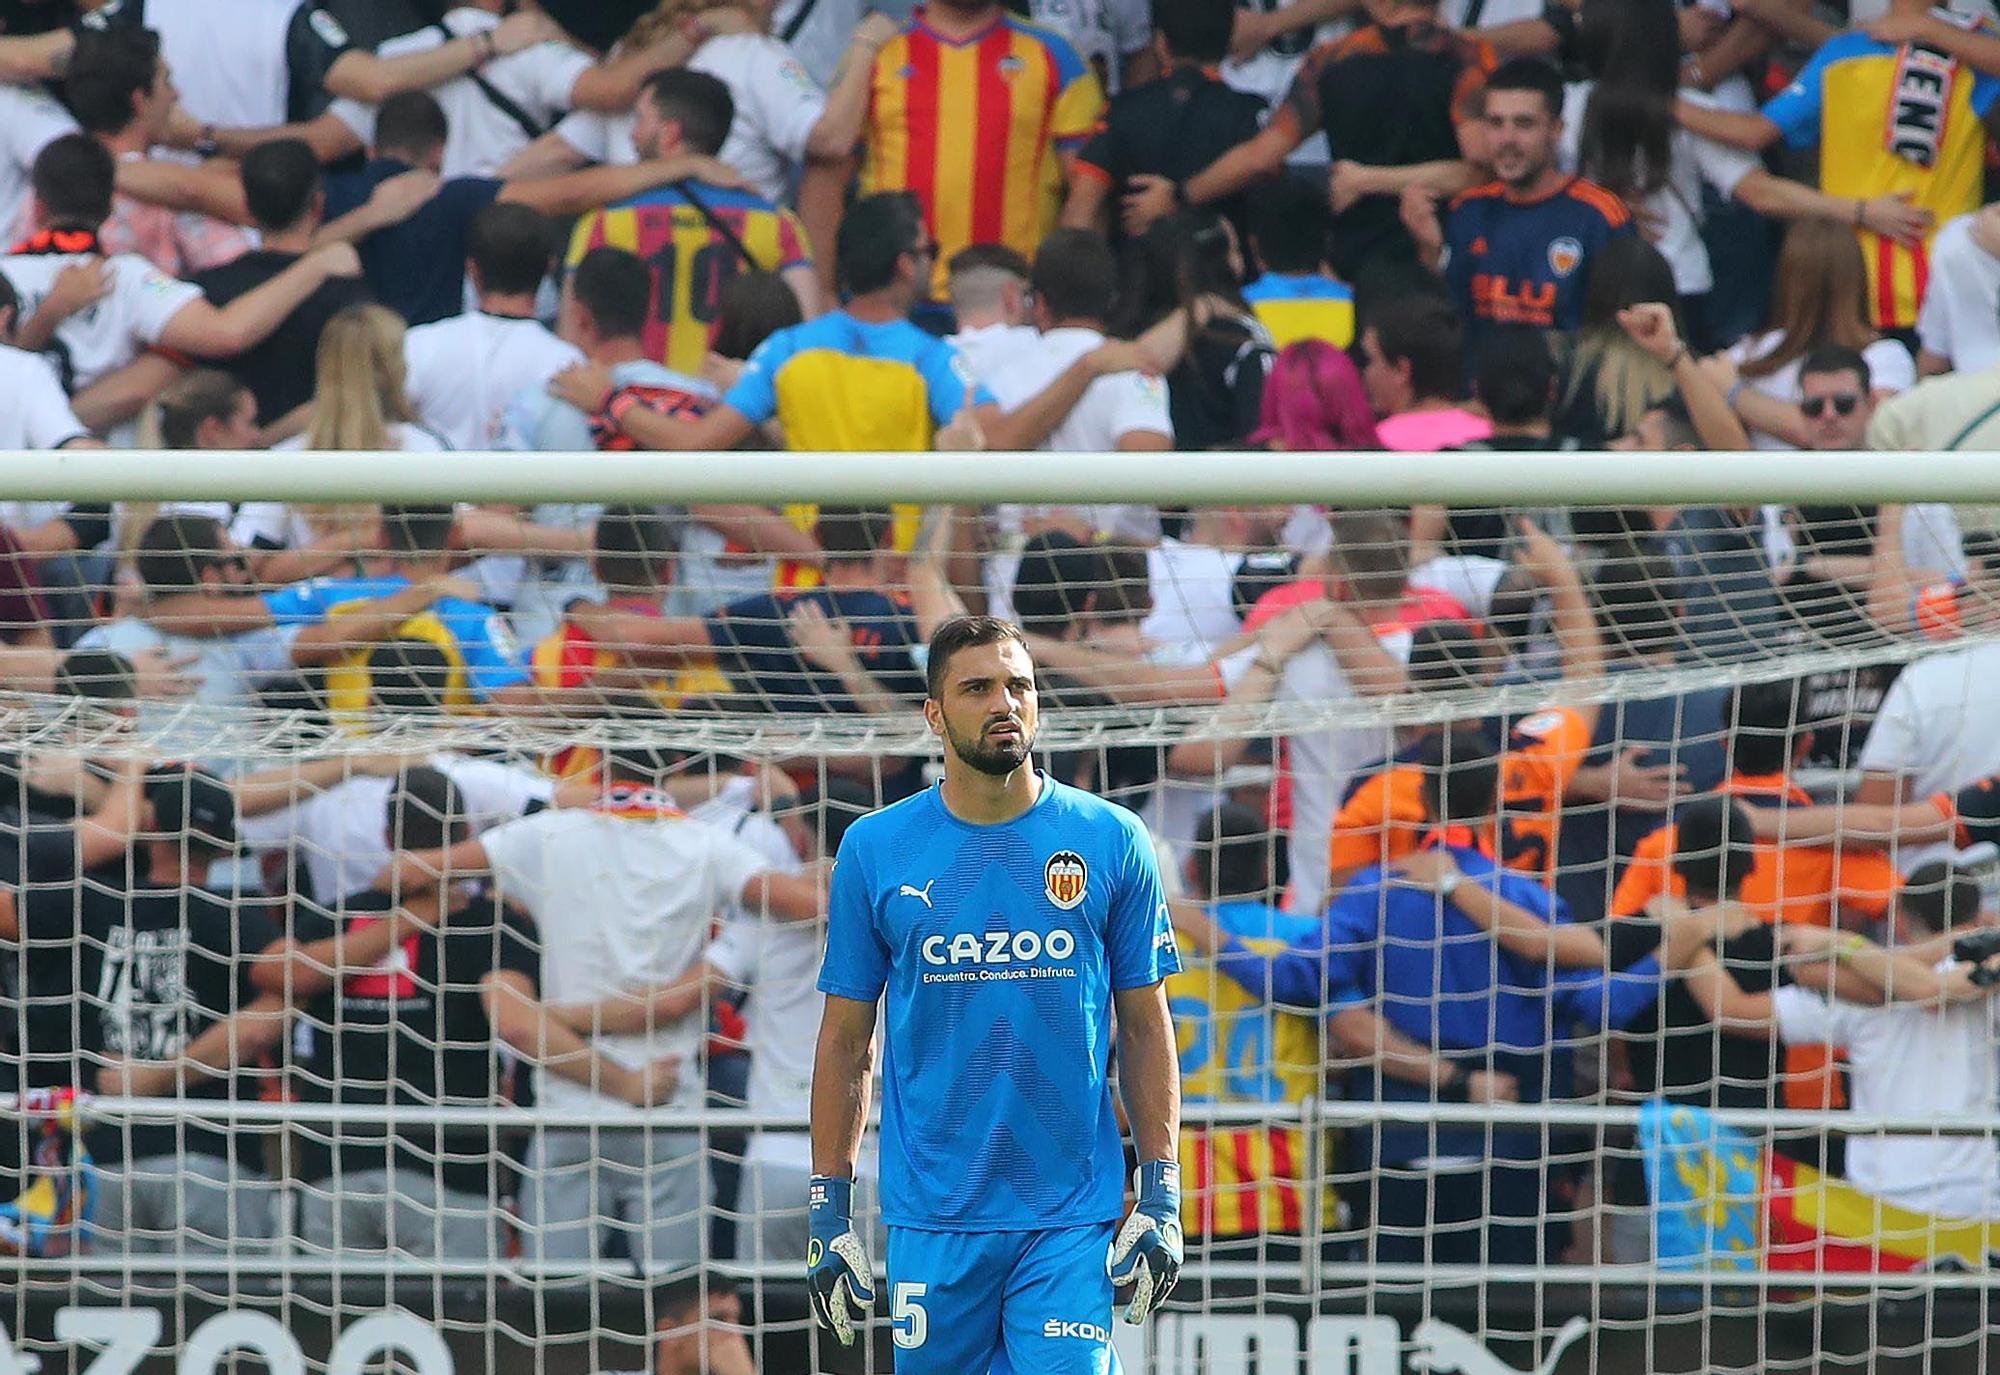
1847, 0, 1998, 24
692, 779, 820, 1129
554, 34, 827, 206
273, 423, 449, 454
772, 0, 916, 88
1917, 212, 2000, 373
1028, 0, 1152, 93
1142, 538, 1246, 661
1727, 331, 1918, 451
1858, 640, 2000, 871
1272, 623, 1414, 914
1439, 0, 1544, 27
405, 311, 583, 451
980, 325, 1173, 613
479, 804, 772, 1113
985, 326, 1174, 454
1409, 554, 1511, 622
238, 749, 553, 903
1558, 83, 1756, 297
81, 0, 296, 128
0, 86, 76, 241
1223, 0, 1340, 165
330, 9, 595, 178
0, 251, 202, 393
72, 616, 300, 770
987, 323, 1172, 534
1772, 981, 2000, 1220
0, 346, 89, 449
947, 321, 1041, 386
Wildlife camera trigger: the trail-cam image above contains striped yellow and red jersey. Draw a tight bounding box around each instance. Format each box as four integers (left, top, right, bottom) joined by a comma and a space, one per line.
1168, 902, 1335, 1239
860, 8, 1104, 297
566, 181, 810, 375
1761, 26, 2000, 329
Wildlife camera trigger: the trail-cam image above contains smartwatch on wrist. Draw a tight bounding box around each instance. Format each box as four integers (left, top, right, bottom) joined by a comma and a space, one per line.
1437, 1067, 1470, 1102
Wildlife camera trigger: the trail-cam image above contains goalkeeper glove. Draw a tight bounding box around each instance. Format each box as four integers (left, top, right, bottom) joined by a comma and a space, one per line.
807, 1174, 875, 1347
1107, 1159, 1183, 1324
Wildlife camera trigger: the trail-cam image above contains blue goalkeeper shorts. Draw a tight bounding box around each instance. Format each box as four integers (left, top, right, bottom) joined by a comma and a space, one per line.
884, 1220, 1120, 1374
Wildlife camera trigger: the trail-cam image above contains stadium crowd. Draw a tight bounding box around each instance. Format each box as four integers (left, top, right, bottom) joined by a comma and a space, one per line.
6, 0, 2000, 1335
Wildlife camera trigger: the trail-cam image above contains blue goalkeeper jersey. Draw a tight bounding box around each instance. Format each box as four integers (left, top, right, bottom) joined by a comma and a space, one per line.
818, 775, 1177, 1232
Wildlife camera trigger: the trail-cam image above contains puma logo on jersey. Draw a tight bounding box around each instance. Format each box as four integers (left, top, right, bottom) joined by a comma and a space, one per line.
899, 880, 936, 908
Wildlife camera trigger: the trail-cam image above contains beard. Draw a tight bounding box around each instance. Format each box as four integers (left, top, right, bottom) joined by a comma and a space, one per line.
944, 714, 1036, 778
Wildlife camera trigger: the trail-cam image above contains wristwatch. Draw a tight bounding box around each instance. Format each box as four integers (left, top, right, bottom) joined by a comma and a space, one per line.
1437, 869, 1462, 901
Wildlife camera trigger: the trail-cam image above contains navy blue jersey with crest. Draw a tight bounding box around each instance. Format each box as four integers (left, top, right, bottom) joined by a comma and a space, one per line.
1441, 175, 1633, 349
818, 775, 1177, 1231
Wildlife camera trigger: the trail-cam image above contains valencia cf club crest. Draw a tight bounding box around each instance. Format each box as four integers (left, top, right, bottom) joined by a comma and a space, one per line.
1045, 851, 1088, 910
1547, 236, 1583, 278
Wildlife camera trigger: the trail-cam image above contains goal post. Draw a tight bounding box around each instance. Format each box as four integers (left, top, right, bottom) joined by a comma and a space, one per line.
3, 452, 2000, 1375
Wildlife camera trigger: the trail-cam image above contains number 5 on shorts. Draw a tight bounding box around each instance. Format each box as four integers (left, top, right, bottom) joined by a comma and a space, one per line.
891, 1282, 928, 1349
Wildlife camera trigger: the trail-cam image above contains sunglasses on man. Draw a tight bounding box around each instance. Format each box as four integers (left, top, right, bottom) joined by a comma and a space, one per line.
1800, 394, 1861, 418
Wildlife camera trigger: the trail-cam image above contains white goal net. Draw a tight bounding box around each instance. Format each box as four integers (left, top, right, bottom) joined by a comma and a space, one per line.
4, 453, 2000, 1375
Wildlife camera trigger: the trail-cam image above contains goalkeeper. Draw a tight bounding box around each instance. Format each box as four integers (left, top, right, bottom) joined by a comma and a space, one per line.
807, 616, 1183, 1371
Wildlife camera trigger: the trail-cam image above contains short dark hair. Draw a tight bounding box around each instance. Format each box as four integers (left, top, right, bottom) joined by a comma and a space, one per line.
1406, 620, 1494, 694
1485, 57, 1565, 118
1799, 343, 1871, 394
1473, 327, 1555, 427
1726, 679, 1803, 777
926, 616, 1031, 699
1154, 0, 1234, 62
816, 508, 893, 564
375, 90, 448, 156
386, 766, 466, 853
32, 133, 115, 227
1419, 728, 1500, 825
1369, 295, 1463, 402
594, 505, 676, 590
380, 504, 458, 556
1193, 801, 1271, 899
1032, 228, 1119, 325
1589, 552, 1682, 656
240, 138, 321, 232
468, 202, 558, 296
63, 25, 159, 135
1670, 795, 1758, 901
652, 1272, 737, 1327
136, 513, 228, 593
1011, 532, 1104, 634
837, 191, 926, 297
1900, 860, 1983, 935
1249, 176, 1334, 276
568, 246, 651, 340
711, 269, 804, 361
947, 242, 1030, 284
56, 648, 136, 702
641, 69, 734, 157
366, 639, 455, 714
